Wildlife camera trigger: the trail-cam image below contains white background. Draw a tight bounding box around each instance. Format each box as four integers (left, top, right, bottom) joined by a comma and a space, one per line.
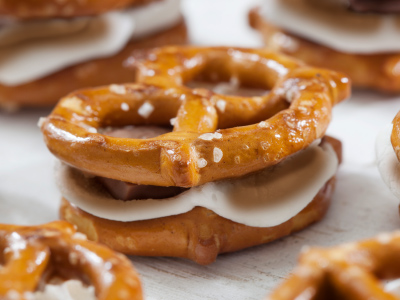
1, 0, 400, 299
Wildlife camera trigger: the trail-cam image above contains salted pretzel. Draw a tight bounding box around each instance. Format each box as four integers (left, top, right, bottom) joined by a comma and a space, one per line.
0, 221, 142, 300
266, 232, 400, 300
41, 46, 350, 188
0, 0, 154, 19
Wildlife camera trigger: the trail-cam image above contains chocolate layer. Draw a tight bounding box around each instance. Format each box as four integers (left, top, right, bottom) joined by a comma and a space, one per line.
99, 125, 187, 200
98, 177, 186, 200
348, 0, 400, 13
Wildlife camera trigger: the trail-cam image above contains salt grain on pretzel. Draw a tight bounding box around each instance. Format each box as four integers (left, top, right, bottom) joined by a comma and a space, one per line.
0, 221, 142, 300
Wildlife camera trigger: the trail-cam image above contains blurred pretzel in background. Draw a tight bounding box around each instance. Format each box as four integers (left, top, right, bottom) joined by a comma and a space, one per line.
0, 221, 143, 300
266, 232, 400, 300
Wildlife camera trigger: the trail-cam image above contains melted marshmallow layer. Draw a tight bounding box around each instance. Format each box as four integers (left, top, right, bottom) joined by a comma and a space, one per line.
376, 124, 400, 200
384, 279, 400, 297
33, 280, 95, 300
0, 0, 181, 86
261, 0, 400, 54
56, 142, 338, 228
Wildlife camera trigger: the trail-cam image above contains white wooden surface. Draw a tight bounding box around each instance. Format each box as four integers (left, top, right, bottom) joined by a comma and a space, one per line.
1, 1, 400, 299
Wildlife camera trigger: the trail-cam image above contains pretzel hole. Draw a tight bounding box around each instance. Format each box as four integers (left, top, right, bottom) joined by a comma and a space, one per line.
96, 126, 188, 200
33, 252, 92, 294
181, 53, 277, 93
308, 277, 357, 300
99, 125, 172, 139
186, 80, 269, 97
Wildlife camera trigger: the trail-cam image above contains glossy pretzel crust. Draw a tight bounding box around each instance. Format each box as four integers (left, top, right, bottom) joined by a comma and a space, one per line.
0, 20, 187, 110
249, 8, 400, 93
41, 46, 349, 187
391, 111, 400, 162
0, 0, 155, 19
0, 221, 142, 300
60, 137, 341, 265
265, 231, 400, 300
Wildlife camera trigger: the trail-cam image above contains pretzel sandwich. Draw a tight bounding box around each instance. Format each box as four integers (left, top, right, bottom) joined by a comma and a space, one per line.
249, 1, 400, 93
0, 221, 142, 300
0, 0, 153, 19
266, 232, 400, 300
41, 46, 350, 264
0, 0, 186, 110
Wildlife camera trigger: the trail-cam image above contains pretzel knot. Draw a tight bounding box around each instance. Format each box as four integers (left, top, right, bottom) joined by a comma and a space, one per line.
41, 46, 350, 187
0, 221, 142, 300
266, 232, 400, 300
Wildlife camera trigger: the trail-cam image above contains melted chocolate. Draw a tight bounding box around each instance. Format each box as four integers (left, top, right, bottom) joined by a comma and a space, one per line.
98, 177, 186, 200
98, 125, 187, 200
348, 0, 400, 13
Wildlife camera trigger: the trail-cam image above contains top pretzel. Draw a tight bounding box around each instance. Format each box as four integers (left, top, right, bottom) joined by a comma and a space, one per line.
41, 46, 350, 187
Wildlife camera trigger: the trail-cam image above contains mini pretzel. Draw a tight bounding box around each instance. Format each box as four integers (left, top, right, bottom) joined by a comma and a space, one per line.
41, 46, 350, 187
266, 232, 400, 300
0, 221, 142, 300
0, 0, 154, 19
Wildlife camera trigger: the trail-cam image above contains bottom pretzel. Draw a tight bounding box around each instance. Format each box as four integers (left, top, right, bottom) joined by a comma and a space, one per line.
60, 137, 341, 265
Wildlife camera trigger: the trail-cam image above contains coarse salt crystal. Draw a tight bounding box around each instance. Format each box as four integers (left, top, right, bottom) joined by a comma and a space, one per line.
285, 87, 298, 103
138, 102, 154, 119
213, 147, 223, 163
199, 132, 222, 141
234, 156, 240, 164
109, 84, 126, 95
170, 117, 176, 126
120, 103, 129, 111
61, 96, 83, 112
258, 121, 268, 128
73, 232, 87, 240
216, 100, 226, 112
37, 117, 46, 128
197, 158, 207, 168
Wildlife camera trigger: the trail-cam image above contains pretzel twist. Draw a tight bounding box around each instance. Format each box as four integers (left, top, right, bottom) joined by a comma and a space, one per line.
0, 0, 153, 19
41, 46, 350, 187
0, 221, 142, 300
266, 232, 400, 300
